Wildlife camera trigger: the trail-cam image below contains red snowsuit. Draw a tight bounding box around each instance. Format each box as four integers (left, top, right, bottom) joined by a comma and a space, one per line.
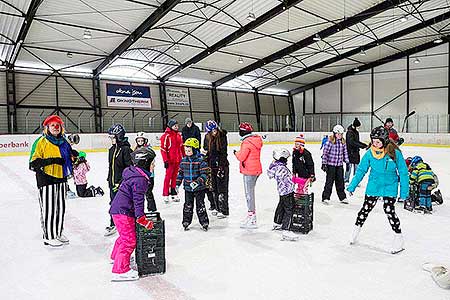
160, 127, 184, 196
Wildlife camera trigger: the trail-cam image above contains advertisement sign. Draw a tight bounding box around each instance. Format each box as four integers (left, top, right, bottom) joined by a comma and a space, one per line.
166, 87, 190, 107
106, 83, 152, 108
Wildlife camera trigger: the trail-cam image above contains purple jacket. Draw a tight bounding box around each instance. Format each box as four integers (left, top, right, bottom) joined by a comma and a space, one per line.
267, 160, 294, 196
322, 139, 349, 167
109, 166, 150, 218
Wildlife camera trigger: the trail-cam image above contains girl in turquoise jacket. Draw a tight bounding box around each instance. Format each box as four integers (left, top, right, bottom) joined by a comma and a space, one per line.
347, 126, 409, 254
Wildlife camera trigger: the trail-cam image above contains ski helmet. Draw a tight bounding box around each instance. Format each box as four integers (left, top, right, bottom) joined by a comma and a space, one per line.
370, 126, 389, 146
239, 122, 253, 132
184, 137, 200, 149
410, 156, 423, 167
205, 120, 218, 133
107, 124, 126, 142
131, 146, 156, 170
273, 148, 290, 160
135, 131, 148, 145
332, 124, 345, 134
67, 133, 80, 145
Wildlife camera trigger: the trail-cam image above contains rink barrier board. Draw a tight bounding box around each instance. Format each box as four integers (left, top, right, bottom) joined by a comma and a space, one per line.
0, 131, 449, 157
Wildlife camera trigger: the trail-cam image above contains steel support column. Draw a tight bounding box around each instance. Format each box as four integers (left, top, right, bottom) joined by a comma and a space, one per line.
159, 82, 169, 129
211, 87, 220, 123
406, 55, 410, 133
92, 77, 102, 133
254, 90, 262, 131
287, 94, 295, 131
370, 68, 374, 130
6, 69, 17, 133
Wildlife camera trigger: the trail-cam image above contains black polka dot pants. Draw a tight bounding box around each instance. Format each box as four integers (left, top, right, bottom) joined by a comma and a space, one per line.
355, 196, 401, 234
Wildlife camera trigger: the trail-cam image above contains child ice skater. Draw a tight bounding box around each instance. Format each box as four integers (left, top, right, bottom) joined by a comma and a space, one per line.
176, 138, 209, 231
347, 126, 408, 254
109, 147, 156, 281
268, 149, 298, 241
72, 151, 104, 197
409, 156, 437, 213
292, 134, 315, 194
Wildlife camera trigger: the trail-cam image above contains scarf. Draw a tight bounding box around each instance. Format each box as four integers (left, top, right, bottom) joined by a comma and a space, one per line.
370, 145, 386, 160
44, 130, 73, 176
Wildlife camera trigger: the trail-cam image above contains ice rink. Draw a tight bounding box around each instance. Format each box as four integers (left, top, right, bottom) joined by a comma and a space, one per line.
1, 142, 449, 300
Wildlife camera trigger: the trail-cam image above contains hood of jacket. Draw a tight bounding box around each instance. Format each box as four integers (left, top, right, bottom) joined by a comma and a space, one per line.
241, 134, 263, 150
122, 165, 149, 182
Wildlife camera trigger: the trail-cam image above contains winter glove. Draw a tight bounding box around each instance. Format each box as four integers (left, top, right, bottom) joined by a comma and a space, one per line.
136, 216, 154, 230
217, 168, 225, 179
164, 161, 169, 169
233, 150, 237, 155
112, 184, 120, 193
321, 164, 327, 172
190, 181, 199, 190
310, 175, 316, 183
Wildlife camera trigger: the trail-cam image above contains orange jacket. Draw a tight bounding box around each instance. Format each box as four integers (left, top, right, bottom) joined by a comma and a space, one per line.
160, 128, 184, 163
235, 134, 263, 176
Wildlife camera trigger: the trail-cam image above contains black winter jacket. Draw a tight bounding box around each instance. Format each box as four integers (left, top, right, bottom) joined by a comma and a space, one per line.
107, 139, 133, 188
203, 129, 229, 168
292, 148, 315, 178
182, 124, 201, 146
345, 125, 367, 164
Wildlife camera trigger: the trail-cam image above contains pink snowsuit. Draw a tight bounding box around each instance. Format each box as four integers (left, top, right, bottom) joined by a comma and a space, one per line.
73, 161, 89, 185
111, 214, 137, 274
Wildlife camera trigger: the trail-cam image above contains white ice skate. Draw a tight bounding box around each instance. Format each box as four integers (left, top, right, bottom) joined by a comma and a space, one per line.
211, 209, 218, 216
391, 233, 405, 254
171, 194, 180, 202
272, 223, 282, 231
216, 212, 227, 219
66, 190, 76, 199
163, 196, 170, 204
281, 230, 299, 241
111, 269, 139, 282
322, 199, 330, 205
104, 226, 117, 237
340, 198, 349, 204
44, 238, 64, 247
57, 234, 69, 245
349, 225, 362, 245
240, 213, 257, 229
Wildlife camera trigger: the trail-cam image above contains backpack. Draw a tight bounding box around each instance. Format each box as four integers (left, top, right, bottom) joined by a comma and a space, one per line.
423, 263, 450, 289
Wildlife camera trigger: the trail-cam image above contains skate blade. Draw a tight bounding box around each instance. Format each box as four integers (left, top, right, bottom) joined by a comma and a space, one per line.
281, 237, 299, 241
391, 248, 405, 255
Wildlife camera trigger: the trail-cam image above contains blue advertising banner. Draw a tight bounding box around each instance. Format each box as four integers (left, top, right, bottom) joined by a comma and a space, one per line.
106, 83, 152, 108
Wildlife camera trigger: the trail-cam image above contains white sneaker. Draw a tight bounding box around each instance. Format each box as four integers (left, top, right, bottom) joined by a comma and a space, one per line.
171, 194, 180, 202
104, 226, 117, 237
391, 233, 405, 254
350, 225, 362, 245
57, 234, 69, 245
163, 196, 170, 204
272, 223, 282, 231
282, 230, 299, 241
111, 269, 139, 282
246, 214, 257, 229
216, 212, 227, 219
211, 209, 218, 216
44, 238, 64, 247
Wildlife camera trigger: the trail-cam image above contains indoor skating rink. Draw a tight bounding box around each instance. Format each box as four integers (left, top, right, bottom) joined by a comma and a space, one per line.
1, 143, 449, 300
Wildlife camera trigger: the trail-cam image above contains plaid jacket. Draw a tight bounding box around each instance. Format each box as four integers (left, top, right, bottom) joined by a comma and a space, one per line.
322, 138, 349, 166
176, 153, 208, 192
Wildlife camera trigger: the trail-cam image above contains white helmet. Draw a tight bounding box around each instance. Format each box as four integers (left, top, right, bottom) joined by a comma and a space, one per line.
273, 148, 291, 160
135, 132, 148, 144
332, 124, 345, 134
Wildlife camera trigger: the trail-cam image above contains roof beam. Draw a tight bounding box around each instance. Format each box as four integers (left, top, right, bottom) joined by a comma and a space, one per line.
289, 35, 450, 96
213, 0, 408, 87
161, 0, 304, 81
7, 0, 44, 67
93, 0, 182, 77
258, 11, 450, 91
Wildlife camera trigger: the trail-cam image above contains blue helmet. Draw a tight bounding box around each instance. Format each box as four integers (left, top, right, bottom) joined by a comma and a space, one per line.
410, 156, 423, 167
108, 124, 126, 142
205, 120, 218, 133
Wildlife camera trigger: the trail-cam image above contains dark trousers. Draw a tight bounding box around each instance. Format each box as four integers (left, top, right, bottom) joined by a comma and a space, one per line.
146, 177, 157, 212
355, 196, 401, 233
322, 165, 346, 201
210, 166, 230, 215
183, 190, 209, 227
206, 191, 215, 209
76, 184, 95, 197
109, 188, 117, 227
273, 193, 295, 230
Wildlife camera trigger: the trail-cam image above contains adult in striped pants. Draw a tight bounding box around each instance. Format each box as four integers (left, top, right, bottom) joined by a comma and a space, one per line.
29, 115, 74, 247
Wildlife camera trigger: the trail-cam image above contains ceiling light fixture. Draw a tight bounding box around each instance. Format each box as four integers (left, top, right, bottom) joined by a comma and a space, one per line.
83, 29, 92, 39
287, 66, 291, 73
238, 56, 244, 64
360, 50, 366, 56
174, 45, 181, 53
400, 15, 408, 22
434, 37, 443, 44
247, 11, 256, 22
67, 52, 73, 58
414, 57, 420, 64
353, 67, 359, 72
313, 34, 321, 41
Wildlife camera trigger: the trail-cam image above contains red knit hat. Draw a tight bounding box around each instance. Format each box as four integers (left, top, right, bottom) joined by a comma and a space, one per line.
43, 115, 64, 127
294, 134, 305, 147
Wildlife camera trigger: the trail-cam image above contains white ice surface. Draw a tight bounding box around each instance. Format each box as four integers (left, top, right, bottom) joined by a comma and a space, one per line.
1, 144, 449, 300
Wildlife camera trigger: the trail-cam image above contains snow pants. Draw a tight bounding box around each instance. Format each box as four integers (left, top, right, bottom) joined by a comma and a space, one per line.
419, 180, 433, 209
76, 184, 95, 197
273, 193, 295, 230
146, 177, 156, 212
163, 162, 179, 197
111, 214, 136, 274
322, 165, 346, 201
210, 166, 230, 215
38, 182, 67, 240
182, 190, 209, 227
355, 196, 401, 233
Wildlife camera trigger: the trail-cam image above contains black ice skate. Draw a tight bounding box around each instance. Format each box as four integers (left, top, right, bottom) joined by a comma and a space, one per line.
202, 224, 209, 231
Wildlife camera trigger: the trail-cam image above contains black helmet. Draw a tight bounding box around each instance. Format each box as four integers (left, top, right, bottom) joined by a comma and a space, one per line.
108, 124, 126, 142
131, 146, 156, 170
370, 126, 389, 147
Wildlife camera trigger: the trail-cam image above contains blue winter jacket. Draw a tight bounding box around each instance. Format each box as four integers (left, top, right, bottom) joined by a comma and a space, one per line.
176, 153, 208, 192
347, 148, 409, 199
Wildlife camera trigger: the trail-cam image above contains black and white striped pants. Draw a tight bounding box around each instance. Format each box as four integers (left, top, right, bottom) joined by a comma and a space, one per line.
38, 183, 67, 240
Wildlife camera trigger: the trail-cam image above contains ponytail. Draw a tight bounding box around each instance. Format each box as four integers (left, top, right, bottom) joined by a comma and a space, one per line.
385, 141, 399, 160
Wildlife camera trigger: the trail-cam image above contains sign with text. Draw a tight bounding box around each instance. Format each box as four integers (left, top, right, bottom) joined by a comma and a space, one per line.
106, 83, 152, 108
166, 87, 190, 107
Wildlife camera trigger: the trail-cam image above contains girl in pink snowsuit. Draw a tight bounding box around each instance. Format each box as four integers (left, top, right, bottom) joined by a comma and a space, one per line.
72, 152, 103, 197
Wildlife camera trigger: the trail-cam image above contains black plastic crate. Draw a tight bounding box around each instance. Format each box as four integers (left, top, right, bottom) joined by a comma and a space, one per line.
135, 212, 166, 276
404, 184, 418, 212
291, 193, 314, 234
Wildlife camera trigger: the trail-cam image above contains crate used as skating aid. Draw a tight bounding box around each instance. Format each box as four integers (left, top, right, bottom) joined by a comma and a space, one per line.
291, 193, 314, 234
135, 212, 166, 277
404, 184, 418, 212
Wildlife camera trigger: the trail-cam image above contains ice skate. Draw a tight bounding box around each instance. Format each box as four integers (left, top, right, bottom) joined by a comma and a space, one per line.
202, 224, 209, 231
44, 238, 64, 247
111, 269, 139, 282
414, 206, 427, 214
129, 256, 137, 270
95, 187, 104, 197
66, 190, 76, 199
391, 233, 405, 254
211, 209, 218, 216
322, 199, 330, 205
183, 222, 190, 231
171, 194, 180, 202
104, 226, 117, 237
340, 198, 349, 204
216, 212, 227, 219
272, 223, 282, 231
57, 234, 69, 245
350, 225, 362, 245
246, 214, 258, 229
163, 196, 169, 204
281, 230, 299, 241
